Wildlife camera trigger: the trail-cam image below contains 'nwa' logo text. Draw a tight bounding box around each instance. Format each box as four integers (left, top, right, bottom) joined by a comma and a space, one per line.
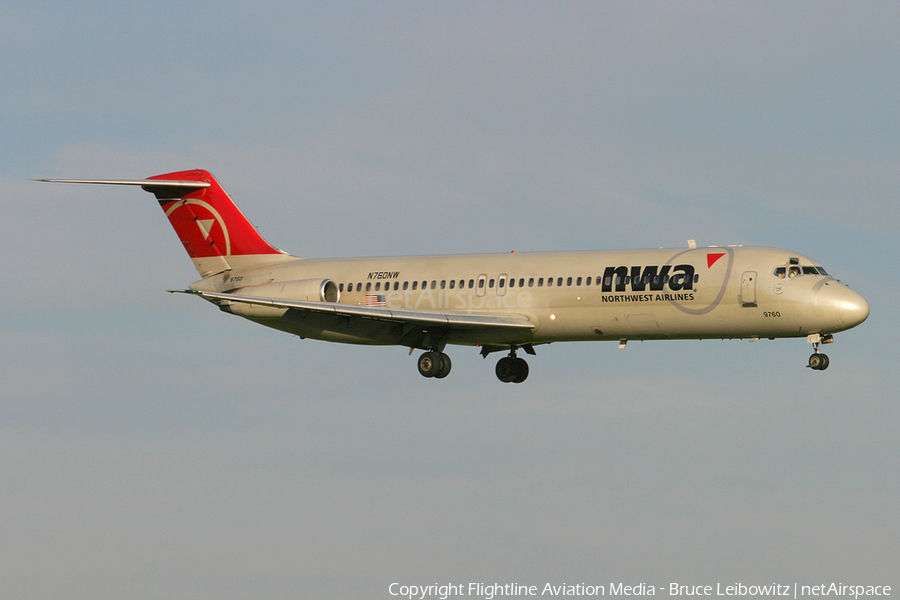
602, 264, 696, 292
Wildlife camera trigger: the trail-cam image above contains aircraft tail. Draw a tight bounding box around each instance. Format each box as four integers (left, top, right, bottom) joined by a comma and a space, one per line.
38, 169, 292, 277
145, 169, 290, 277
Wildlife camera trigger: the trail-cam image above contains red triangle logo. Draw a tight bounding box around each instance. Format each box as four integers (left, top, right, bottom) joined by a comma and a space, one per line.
707, 253, 725, 268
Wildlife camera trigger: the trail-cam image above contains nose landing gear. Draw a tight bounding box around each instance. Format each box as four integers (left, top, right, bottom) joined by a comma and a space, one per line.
807, 333, 833, 371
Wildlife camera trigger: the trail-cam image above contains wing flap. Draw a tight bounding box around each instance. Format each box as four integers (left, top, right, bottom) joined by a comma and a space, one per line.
170, 289, 535, 330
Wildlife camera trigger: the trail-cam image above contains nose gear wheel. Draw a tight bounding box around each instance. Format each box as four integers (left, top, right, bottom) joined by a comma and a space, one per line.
808, 352, 830, 371
807, 337, 830, 371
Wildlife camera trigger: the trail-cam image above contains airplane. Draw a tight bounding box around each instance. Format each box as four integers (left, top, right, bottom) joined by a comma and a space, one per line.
37, 169, 869, 383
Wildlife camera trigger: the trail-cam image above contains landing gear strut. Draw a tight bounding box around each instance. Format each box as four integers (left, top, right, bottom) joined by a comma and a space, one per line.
807, 333, 833, 371
418, 351, 451, 379
496, 349, 529, 383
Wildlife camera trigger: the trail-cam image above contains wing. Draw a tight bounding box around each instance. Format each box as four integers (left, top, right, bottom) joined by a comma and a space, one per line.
170, 289, 535, 331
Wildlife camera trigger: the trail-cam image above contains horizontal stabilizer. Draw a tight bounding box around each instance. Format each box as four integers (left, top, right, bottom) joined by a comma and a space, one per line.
34, 178, 211, 198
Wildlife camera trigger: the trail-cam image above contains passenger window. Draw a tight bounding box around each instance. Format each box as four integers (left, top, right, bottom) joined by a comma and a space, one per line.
468, 280, 474, 289
576, 277, 582, 286
412, 281, 418, 290
500, 278, 506, 288
519, 278, 525, 287
508, 278, 514, 288
375, 282, 381, 291
402, 281, 407, 290
440, 280, 446, 289
488, 278, 494, 288
586, 276, 591, 286
693, 274, 699, 284
528, 278, 534, 287
547, 278, 553, 287
538, 278, 544, 287
449, 280, 455, 289
366, 282, 372, 291
568, 277, 574, 286
339, 283, 345, 292
431, 281, 436, 290
478, 279, 485, 289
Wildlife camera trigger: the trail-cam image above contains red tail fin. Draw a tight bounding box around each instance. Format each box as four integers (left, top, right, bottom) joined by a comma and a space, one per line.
146, 170, 288, 276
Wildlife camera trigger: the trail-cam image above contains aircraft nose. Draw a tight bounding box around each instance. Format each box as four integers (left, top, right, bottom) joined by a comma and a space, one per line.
838, 287, 869, 328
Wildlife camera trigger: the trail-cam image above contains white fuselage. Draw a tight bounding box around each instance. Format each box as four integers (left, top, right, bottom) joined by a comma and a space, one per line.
191, 245, 868, 349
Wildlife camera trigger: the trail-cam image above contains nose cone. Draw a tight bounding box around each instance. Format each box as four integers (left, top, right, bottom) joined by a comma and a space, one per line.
839, 287, 870, 328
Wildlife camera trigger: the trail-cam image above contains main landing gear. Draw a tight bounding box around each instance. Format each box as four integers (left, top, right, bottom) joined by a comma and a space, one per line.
807, 333, 833, 371
417, 351, 452, 379
495, 349, 529, 383
417, 344, 534, 382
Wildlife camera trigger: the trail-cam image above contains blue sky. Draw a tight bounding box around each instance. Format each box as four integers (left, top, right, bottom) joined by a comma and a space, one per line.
1, 2, 898, 598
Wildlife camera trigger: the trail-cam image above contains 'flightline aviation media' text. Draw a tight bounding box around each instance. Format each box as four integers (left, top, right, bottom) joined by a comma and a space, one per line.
388, 583, 891, 600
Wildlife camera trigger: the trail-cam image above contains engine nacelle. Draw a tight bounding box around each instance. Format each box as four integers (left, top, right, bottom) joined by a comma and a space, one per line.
243, 278, 340, 303
222, 278, 339, 319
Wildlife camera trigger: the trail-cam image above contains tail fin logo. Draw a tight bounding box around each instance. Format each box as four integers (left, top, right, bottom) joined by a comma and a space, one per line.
163, 198, 231, 257
196, 218, 215, 240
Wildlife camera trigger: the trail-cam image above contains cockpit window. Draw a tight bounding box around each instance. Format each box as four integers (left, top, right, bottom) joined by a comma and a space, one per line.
775, 264, 831, 279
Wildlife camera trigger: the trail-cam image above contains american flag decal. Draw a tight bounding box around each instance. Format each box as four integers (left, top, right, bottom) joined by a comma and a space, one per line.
365, 294, 386, 307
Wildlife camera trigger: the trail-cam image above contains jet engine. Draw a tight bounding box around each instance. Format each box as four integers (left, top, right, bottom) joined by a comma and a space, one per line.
219, 278, 340, 319
242, 279, 340, 303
